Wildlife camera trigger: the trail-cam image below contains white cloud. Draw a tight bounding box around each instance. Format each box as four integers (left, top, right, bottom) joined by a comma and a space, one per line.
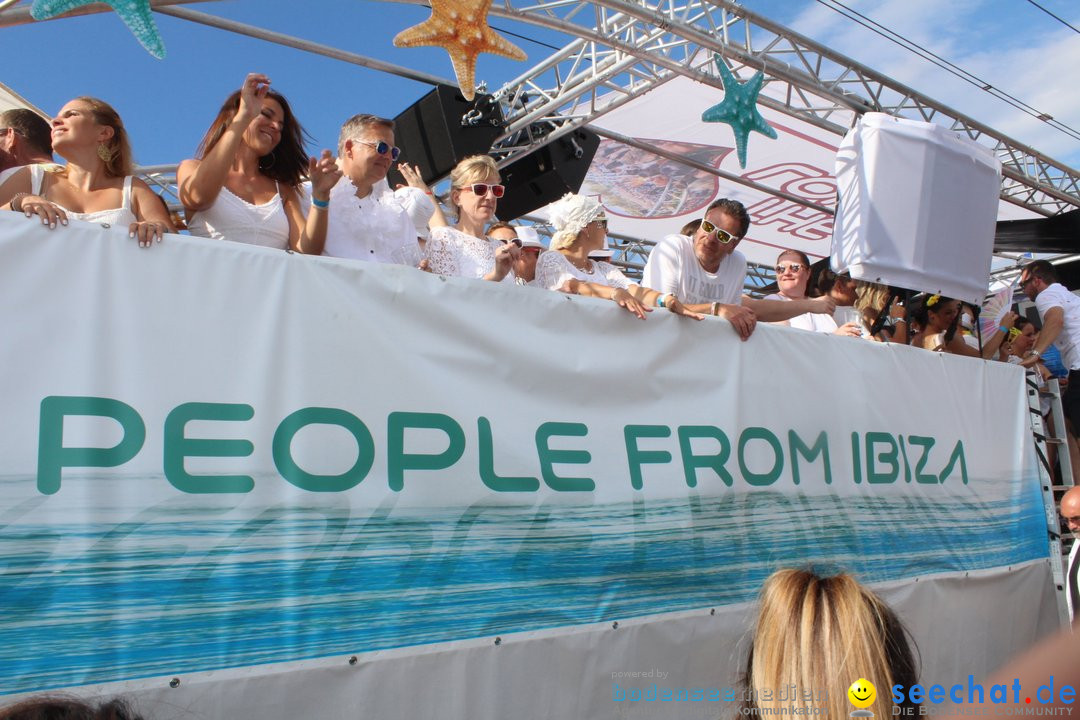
765, 0, 1080, 170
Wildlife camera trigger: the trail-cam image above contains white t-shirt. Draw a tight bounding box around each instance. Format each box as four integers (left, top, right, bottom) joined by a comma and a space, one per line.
1035, 282, 1080, 370
641, 233, 745, 304
321, 179, 416, 263
762, 293, 838, 333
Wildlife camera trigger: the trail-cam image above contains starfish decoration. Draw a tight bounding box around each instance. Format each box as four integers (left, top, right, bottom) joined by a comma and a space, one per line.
31, 0, 166, 59
394, 0, 526, 101
701, 54, 776, 168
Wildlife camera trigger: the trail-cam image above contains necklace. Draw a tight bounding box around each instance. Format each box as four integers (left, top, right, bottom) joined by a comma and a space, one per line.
570, 257, 594, 275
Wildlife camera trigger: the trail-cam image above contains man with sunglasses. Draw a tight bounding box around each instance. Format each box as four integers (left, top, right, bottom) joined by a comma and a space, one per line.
643, 198, 835, 340
1020, 260, 1080, 439
488, 222, 544, 286
321, 113, 420, 263
0, 109, 53, 188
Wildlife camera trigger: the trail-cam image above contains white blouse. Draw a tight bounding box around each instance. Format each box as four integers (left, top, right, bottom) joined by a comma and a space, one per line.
425, 226, 511, 281
535, 250, 633, 291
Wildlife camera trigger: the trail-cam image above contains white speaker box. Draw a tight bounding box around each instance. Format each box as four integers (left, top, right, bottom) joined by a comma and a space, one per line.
831, 113, 1002, 305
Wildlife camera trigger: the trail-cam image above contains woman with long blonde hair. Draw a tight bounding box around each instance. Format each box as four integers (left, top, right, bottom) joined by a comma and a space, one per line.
742, 569, 918, 720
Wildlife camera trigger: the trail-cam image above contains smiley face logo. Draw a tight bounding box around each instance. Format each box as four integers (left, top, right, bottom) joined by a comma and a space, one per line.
848, 678, 877, 709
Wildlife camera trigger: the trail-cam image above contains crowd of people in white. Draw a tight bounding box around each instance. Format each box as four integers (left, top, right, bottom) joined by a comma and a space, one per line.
1, 73, 1076, 381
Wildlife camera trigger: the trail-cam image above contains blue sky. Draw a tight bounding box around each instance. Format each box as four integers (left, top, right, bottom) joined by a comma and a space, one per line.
1, 0, 1077, 171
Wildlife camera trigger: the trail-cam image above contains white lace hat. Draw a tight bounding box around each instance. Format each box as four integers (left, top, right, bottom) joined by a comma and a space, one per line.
546, 193, 605, 249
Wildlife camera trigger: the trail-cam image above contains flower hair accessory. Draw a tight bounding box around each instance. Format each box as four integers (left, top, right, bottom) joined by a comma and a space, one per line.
926, 294, 941, 308
546, 193, 605, 250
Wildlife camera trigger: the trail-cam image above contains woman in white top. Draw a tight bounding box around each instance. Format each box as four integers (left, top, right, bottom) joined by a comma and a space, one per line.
764, 249, 861, 337
535, 193, 701, 321
178, 73, 340, 253
0, 97, 173, 246
424, 155, 517, 281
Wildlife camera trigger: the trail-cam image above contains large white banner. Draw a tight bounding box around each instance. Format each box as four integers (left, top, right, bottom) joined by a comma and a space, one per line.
0, 215, 1057, 718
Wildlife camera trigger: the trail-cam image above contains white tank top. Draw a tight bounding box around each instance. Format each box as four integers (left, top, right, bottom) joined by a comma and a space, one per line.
187, 185, 290, 250
30, 164, 138, 227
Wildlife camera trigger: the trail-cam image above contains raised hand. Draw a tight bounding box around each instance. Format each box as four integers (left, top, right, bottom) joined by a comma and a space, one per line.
237, 73, 271, 124
309, 150, 342, 200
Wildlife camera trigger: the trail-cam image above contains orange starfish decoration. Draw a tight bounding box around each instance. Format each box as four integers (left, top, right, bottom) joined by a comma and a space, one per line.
394, 0, 526, 100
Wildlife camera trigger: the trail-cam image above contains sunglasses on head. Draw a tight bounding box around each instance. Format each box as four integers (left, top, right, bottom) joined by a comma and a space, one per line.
355, 139, 401, 161
775, 263, 804, 274
700, 219, 736, 244
465, 183, 505, 198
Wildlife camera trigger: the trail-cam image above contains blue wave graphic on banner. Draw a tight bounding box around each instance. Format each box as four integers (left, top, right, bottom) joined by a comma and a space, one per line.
0, 480, 1047, 695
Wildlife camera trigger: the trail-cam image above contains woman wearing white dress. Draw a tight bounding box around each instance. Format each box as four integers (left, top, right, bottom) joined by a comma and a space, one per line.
535, 193, 701, 321
0, 96, 173, 246
178, 73, 340, 253
423, 154, 516, 281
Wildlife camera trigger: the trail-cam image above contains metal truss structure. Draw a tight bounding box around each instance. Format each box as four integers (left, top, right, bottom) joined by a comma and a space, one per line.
6, 0, 1078, 290
452, 0, 1080, 218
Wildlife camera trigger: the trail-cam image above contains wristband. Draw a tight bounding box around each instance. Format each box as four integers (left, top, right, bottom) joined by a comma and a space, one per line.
311, 197, 329, 209
656, 294, 666, 308
999, 325, 1008, 334
711, 301, 720, 316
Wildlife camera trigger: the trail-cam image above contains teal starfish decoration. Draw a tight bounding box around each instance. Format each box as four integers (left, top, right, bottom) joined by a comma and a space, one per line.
31, 0, 166, 59
701, 54, 776, 168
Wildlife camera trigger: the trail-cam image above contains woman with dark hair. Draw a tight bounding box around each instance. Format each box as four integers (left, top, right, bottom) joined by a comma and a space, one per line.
908, 294, 981, 356
741, 568, 918, 720
178, 73, 340, 252
0, 97, 173, 246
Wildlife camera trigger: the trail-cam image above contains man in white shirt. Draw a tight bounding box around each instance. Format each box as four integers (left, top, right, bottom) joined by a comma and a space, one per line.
1060, 486, 1080, 623
642, 198, 834, 340
321, 114, 419, 263
0, 109, 53, 189
1020, 260, 1080, 431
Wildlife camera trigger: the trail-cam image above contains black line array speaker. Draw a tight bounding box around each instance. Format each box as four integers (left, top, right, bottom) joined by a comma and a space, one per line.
388, 84, 504, 187
496, 128, 602, 222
